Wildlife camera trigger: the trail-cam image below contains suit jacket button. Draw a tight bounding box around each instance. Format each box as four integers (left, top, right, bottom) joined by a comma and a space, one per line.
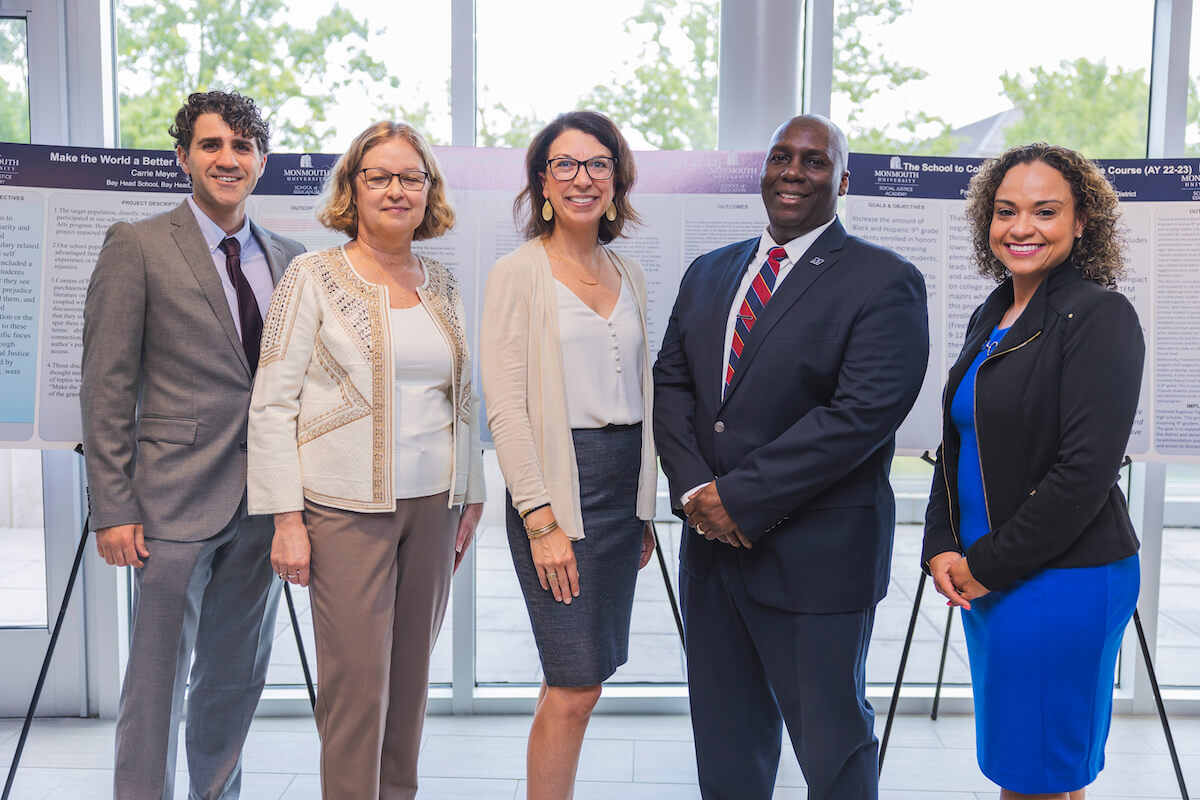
239, 441, 248, 453
714, 421, 725, 433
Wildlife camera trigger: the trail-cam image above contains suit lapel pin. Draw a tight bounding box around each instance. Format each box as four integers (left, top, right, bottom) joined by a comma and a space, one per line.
810, 256, 825, 265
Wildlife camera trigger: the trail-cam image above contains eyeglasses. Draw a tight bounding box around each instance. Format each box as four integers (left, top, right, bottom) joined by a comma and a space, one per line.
545, 156, 616, 182
359, 168, 430, 191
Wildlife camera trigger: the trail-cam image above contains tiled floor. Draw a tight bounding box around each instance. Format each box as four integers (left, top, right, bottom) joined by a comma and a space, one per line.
1, 710, 1198, 799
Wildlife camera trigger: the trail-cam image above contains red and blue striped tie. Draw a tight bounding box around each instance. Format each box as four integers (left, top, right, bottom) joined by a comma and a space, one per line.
725, 246, 787, 396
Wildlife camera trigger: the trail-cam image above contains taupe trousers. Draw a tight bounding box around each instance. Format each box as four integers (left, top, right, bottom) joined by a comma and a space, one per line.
303, 492, 458, 800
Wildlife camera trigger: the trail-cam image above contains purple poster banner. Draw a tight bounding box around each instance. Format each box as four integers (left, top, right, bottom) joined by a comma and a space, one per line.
847, 152, 1200, 203
847, 153, 980, 200
0, 143, 776, 197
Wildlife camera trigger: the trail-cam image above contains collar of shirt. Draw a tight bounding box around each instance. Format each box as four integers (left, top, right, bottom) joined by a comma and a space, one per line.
186, 195, 253, 256
719, 215, 838, 400
748, 215, 837, 285
186, 196, 274, 335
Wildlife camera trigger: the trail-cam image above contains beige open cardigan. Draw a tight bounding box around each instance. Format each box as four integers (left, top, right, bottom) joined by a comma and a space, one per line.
480, 238, 657, 540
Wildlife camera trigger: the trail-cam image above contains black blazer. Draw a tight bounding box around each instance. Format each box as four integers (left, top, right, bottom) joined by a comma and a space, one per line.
922, 261, 1144, 591
654, 219, 929, 613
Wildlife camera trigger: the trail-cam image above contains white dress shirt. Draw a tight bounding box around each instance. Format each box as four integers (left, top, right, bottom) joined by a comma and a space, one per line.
186, 197, 275, 336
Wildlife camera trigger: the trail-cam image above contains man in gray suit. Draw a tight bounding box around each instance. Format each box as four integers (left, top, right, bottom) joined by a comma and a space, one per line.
81, 91, 305, 800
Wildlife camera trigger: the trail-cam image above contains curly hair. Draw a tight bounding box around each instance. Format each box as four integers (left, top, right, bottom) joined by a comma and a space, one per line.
964, 142, 1125, 287
514, 111, 641, 244
316, 121, 454, 241
169, 91, 271, 155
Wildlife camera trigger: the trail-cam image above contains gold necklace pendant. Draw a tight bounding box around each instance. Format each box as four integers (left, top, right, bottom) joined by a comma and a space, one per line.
547, 241, 601, 285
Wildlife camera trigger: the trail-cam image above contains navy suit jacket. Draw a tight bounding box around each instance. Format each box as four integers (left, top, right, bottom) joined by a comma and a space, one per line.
653, 218, 929, 613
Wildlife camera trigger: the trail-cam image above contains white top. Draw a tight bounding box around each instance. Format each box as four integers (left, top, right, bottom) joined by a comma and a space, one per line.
555, 279, 645, 429
186, 197, 274, 336
721, 218, 837, 398
389, 303, 455, 498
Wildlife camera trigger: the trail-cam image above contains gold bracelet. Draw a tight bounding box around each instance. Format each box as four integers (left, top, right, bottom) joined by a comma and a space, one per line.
526, 520, 559, 540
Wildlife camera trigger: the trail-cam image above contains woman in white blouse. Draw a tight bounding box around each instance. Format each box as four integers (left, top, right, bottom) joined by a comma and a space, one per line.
480, 111, 657, 799
247, 121, 484, 800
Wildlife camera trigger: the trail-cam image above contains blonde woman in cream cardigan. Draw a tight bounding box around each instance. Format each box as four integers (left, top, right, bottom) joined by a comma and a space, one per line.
481, 111, 657, 799
247, 121, 484, 800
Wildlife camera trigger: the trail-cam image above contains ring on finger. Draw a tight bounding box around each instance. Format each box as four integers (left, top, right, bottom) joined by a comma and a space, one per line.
546, 570, 558, 580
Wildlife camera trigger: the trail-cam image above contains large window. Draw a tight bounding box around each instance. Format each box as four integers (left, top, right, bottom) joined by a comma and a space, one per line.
1157, 11, 1200, 689
1189, 12, 1200, 155
86, 0, 1191, 711
1157, 465, 1200, 687
0, 15, 29, 143
0, 19, 41, 628
474, 0, 719, 149
116, 1, 452, 151
833, 0, 1155, 157
0, 450, 46, 627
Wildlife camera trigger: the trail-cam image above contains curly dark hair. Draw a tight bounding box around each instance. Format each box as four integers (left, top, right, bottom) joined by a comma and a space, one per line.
168, 91, 271, 155
964, 142, 1125, 287
514, 111, 640, 244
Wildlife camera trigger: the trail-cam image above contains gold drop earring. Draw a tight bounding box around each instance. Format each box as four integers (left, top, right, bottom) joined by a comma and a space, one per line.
542, 199, 554, 222
605, 202, 617, 222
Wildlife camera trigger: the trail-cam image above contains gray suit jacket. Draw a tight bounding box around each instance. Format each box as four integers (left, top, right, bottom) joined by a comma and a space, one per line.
81, 200, 306, 541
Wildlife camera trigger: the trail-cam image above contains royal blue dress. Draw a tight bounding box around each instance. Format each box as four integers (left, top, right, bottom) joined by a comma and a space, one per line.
951, 324, 1140, 794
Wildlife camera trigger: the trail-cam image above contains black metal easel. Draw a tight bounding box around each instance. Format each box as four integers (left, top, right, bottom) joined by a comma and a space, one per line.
650, 520, 686, 653
878, 454, 1190, 800
2, 445, 317, 800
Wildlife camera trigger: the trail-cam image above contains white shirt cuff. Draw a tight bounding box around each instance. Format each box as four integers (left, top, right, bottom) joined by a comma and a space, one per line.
680, 480, 714, 508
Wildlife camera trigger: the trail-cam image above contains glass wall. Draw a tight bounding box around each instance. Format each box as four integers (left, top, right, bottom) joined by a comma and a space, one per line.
0, 450, 46, 628
1156, 11, 1200, 689
475, 0, 719, 149
832, 0, 1155, 157
115, 0, 452, 151
0, 19, 41, 630
0, 15, 29, 144
102, 0, 1189, 705
1189, 12, 1200, 155
1157, 464, 1200, 687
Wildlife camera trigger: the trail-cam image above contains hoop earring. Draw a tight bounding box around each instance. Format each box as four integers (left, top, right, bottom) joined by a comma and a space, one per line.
605, 202, 617, 222
542, 200, 554, 222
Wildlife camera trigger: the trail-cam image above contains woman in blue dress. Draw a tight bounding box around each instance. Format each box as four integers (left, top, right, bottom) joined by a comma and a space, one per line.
922, 142, 1144, 800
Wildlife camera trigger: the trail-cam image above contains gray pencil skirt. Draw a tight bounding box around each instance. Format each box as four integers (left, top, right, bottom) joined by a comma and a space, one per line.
506, 423, 644, 687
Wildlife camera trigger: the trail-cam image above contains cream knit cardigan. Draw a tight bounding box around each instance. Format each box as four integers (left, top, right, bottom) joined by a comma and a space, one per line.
248, 246, 485, 514
480, 238, 656, 540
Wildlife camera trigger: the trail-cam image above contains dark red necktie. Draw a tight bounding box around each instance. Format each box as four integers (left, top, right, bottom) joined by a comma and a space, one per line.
219, 236, 262, 375
725, 246, 787, 396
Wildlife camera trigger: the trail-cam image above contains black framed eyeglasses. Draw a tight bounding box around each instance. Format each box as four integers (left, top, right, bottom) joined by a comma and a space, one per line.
359, 167, 430, 191
545, 156, 616, 181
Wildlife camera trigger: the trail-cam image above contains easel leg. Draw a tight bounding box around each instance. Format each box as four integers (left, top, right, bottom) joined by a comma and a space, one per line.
1134, 609, 1190, 799
282, 583, 317, 710
931, 606, 954, 721
652, 521, 686, 654
2, 510, 89, 800
879, 570, 926, 774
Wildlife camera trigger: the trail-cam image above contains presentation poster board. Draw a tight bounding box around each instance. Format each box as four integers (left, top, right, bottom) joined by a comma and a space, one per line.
1, 143, 1197, 459
0, 144, 771, 449
844, 153, 1200, 460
